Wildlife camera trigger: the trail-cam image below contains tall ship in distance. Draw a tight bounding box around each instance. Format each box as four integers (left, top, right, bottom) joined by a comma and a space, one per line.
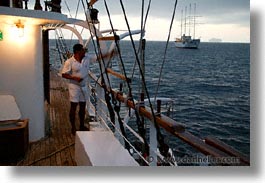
174, 3, 200, 49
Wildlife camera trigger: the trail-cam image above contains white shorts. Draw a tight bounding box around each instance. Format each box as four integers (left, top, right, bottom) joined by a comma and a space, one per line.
68, 83, 86, 103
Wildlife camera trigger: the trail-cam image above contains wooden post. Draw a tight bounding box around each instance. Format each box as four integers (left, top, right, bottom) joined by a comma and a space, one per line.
43, 30, 50, 104
156, 100, 161, 116
150, 114, 157, 166
34, 0, 42, 10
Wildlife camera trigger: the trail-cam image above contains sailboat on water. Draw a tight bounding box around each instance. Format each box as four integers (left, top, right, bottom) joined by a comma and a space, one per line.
174, 3, 200, 49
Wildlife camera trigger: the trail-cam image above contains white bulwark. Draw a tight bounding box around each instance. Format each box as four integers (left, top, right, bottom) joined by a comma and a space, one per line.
75, 131, 139, 166
0, 6, 68, 141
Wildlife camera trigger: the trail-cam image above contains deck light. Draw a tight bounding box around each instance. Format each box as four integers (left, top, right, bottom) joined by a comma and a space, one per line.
16, 20, 24, 37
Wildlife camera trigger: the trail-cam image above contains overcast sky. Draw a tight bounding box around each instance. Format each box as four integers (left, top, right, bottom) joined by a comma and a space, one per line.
29, 0, 250, 42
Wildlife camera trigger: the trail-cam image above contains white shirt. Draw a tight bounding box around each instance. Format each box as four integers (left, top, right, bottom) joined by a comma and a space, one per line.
62, 55, 96, 102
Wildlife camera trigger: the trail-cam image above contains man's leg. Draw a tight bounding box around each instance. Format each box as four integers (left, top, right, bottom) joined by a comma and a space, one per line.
69, 102, 78, 134
79, 101, 88, 130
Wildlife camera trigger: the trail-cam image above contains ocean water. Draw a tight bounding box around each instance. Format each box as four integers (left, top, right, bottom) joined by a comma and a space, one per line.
50, 40, 250, 160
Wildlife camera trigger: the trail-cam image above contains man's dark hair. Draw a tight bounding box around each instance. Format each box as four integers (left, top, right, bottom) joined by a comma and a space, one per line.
73, 44, 84, 54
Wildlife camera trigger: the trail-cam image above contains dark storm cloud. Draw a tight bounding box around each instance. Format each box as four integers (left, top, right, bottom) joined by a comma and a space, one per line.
88, 0, 249, 26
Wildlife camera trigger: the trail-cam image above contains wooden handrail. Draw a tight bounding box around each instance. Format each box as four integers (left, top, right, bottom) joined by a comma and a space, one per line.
88, 72, 249, 165
106, 68, 131, 83
98, 35, 120, 41
205, 136, 250, 165
89, 0, 98, 6
112, 90, 247, 164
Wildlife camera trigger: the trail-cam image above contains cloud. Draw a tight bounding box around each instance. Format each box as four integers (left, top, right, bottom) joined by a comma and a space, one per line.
197, 23, 250, 42
25, 0, 249, 42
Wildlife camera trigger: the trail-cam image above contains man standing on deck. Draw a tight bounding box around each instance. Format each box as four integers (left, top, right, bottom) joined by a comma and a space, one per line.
62, 43, 113, 135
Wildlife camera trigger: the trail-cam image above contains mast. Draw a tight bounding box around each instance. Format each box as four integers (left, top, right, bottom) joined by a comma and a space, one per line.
189, 3, 191, 36
180, 9, 183, 37
184, 6, 187, 35
140, 0, 145, 95
193, 3, 196, 38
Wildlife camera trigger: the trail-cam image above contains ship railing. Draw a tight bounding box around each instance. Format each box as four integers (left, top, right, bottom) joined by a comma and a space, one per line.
86, 68, 250, 166
87, 71, 178, 166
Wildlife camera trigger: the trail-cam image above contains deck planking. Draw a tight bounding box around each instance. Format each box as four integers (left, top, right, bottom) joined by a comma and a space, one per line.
15, 70, 78, 166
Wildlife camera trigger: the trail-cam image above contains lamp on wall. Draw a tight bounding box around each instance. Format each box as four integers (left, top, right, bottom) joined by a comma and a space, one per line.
16, 20, 24, 37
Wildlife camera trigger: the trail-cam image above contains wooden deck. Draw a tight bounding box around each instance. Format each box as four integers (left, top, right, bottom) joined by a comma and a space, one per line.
16, 70, 78, 166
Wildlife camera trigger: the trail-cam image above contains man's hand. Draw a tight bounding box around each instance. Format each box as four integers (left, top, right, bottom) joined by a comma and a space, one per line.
72, 76, 83, 83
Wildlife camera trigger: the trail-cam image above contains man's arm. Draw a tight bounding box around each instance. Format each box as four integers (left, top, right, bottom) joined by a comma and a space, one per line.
62, 73, 83, 82
61, 59, 83, 82
88, 50, 117, 63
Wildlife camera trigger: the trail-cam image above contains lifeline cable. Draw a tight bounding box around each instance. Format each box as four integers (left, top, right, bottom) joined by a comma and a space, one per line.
154, 0, 178, 102
64, 0, 82, 46
119, 0, 169, 156
81, 0, 128, 144
80, 0, 111, 89
103, 0, 150, 156
81, 0, 117, 105
130, 0, 151, 80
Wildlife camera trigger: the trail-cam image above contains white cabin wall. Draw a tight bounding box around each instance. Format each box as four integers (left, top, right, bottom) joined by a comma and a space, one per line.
0, 22, 45, 141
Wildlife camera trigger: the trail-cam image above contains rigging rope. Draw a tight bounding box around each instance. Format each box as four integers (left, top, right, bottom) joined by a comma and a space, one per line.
130, 0, 151, 80
103, 0, 150, 157
55, 37, 64, 64
81, 0, 110, 88
55, 29, 70, 60
113, 86, 130, 150
80, 0, 175, 161
81, 0, 131, 151
118, 0, 170, 157
64, 0, 82, 46
154, 0, 178, 102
